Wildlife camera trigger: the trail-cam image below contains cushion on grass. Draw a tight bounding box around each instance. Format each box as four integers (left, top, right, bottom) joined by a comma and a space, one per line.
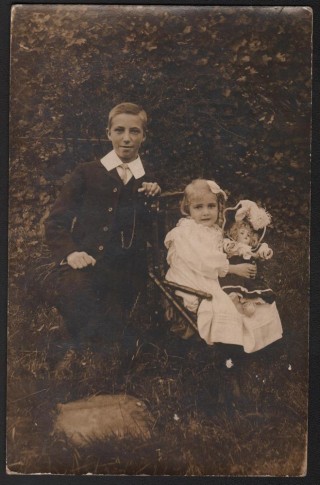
54, 394, 153, 446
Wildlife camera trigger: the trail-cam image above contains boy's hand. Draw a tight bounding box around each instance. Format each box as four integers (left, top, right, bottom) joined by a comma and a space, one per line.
67, 251, 96, 269
229, 263, 257, 279
138, 182, 161, 197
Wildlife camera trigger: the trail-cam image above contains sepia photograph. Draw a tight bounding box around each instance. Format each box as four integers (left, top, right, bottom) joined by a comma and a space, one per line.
7, 4, 311, 476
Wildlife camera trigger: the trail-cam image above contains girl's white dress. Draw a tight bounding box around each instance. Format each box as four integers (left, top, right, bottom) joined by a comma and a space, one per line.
164, 218, 243, 347
164, 218, 283, 353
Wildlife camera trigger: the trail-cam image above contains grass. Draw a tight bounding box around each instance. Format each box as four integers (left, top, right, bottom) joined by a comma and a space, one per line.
6, 231, 308, 476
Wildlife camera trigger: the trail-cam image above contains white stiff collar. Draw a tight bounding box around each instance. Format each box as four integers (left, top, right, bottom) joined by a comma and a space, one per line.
100, 150, 145, 179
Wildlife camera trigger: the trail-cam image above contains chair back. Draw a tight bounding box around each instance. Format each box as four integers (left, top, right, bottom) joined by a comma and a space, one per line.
148, 192, 183, 276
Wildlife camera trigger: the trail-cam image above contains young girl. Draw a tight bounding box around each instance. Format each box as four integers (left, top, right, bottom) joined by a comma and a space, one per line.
221, 200, 283, 353
164, 179, 255, 348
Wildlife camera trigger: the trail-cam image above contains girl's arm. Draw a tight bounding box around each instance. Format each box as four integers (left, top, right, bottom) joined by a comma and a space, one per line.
228, 263, 257, 279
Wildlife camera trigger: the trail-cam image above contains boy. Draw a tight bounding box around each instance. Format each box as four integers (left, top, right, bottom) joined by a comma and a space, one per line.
44, 102, 161, 360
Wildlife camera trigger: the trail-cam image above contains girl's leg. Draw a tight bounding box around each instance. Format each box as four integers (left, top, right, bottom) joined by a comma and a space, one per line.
215, 343, 245, 407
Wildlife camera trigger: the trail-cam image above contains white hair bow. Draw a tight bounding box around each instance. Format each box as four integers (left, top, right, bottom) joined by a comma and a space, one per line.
206, 180, 227, 200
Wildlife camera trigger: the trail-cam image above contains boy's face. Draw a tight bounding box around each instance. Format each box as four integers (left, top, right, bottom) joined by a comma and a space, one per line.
107, 113, 146, 163
189, 192, 219, 227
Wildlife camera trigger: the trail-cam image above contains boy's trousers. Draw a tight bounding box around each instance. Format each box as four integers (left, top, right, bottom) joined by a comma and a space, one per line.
42, 251, 146, 349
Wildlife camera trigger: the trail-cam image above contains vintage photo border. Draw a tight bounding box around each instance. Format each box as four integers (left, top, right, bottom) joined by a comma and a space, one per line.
1, 0, 320, 483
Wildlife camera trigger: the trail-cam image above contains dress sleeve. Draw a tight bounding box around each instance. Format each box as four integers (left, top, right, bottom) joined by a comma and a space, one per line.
218, 259, 229, 277
164, 227, 175, 249
166, 220, 229, 279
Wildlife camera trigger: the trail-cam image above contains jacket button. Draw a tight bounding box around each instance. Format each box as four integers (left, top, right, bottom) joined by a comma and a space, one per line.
113, 187, 118, 193
98, 245, 104, 251
108, 207, 113, 212
102, 226, 108, 232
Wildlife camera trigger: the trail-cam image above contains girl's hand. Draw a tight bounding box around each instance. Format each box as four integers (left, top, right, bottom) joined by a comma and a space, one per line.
67, 251, 96, 269
138, 182, 161, 197
229, 263, 257, 279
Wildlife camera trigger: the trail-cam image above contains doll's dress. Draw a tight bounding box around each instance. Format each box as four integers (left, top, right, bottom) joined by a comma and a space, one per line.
220, 254, 282, 353
221, 255, 276, 304
164, 218, 243, 347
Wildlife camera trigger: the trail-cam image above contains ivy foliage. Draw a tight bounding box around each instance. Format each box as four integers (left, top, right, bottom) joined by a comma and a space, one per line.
10, 5, 311, 267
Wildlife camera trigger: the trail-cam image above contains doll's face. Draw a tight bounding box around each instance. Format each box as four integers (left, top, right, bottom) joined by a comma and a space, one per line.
236, 226, 252, 245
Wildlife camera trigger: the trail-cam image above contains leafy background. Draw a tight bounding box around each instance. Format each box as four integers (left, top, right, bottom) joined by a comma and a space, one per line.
10, 6, 311, 234
8, 5, 311, 475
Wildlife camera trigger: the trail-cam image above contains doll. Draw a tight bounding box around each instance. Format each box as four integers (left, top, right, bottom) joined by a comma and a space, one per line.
221, 200, 275, 317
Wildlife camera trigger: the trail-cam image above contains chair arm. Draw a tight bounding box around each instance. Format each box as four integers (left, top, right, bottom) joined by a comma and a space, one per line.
163, 280, 212, 300
148, 272, 199, 331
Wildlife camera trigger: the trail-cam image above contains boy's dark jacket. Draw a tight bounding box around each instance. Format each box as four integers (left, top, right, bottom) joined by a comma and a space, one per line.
45, 159, 153, 263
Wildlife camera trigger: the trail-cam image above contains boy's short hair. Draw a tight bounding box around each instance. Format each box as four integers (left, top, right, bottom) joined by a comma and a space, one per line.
108, 102, 148, 132
180, 179, 226, 226
229, 221, 258, 246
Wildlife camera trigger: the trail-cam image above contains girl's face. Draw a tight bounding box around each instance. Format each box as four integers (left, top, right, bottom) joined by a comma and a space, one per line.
189, 192, 219, 227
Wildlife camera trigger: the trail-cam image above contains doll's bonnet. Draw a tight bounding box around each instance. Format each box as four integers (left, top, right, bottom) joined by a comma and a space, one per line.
222, 200, 272, 249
